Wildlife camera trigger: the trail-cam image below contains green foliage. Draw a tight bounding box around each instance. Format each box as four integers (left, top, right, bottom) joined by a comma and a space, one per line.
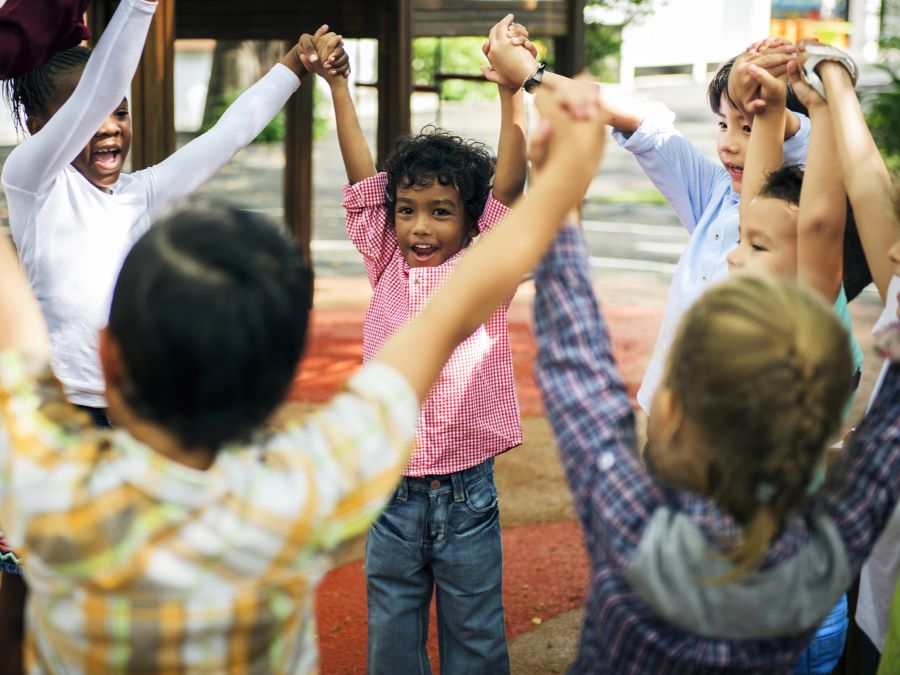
413, 37, 497, 101
200, 90, 285, 143
864, 62, 900, 172
583, 0, 656, 81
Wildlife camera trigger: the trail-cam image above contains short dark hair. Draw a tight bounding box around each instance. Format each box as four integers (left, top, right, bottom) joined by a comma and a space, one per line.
108, 200, 314, 450
2, 46, 91, 134
760, 165, 872, 299
383, 126, 495, 229
708, 55, 809, 118
760, 164, 804, 205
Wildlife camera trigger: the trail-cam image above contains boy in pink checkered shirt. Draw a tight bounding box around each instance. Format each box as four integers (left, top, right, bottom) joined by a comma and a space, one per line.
303, 16, 531, 674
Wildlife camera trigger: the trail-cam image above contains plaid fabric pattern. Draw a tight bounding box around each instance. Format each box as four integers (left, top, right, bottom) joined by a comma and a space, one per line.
533, 225, 900, 674
0, 351, 417, 673
342, 172, 522, 476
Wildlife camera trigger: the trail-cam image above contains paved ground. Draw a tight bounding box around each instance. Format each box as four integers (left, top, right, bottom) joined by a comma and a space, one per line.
0, 75, 887, 673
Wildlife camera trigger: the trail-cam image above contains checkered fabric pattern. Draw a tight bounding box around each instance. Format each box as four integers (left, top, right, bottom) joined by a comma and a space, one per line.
342, 172, 522, 476
533, 225, 900, 674
0, 352, 417, 673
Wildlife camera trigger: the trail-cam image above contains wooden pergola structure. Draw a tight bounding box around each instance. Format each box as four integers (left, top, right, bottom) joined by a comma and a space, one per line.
88, 0, 585, 260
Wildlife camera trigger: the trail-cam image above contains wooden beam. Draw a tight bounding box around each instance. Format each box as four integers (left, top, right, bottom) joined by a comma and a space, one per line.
553, 0, 585, 76
284, 78, 314, 264
131, 0, 176, 169
377, 0, 412, 167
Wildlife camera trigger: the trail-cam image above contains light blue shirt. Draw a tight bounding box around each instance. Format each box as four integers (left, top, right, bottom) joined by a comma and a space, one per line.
612, 103, 811, 412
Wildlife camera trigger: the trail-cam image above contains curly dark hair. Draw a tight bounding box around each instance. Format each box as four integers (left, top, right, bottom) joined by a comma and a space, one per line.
383, 126, 495, 230
2, 46, 91, 134
708, 55, 809, 118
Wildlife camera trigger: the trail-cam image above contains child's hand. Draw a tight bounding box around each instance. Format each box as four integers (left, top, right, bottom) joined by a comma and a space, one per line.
544, 74, 602, 122
532, 81, 606, 194
482, 14, 539, 89
483, 21, 538, 60
744, 36, 794, 54
786, 57, 826, 111
728, 47, 793, 118
296, 26, 350, 83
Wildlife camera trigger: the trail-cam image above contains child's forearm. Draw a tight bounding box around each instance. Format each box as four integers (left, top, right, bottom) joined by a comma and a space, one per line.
741, 106, 785, 218
331, 81, 377, 184
0, 236, 49, 363
797, 105, 845, 301
821, 63, 898, 300
541, 72, 644, 134
492, 87, 527, 205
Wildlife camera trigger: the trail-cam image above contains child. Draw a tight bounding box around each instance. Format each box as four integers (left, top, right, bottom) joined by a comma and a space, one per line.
527, 87, 900, 674
303, 17, 528, 673
724, 49, 864, 673
0, 83, 608, 671
1, 0, 346, 423
482, 30, 811, 415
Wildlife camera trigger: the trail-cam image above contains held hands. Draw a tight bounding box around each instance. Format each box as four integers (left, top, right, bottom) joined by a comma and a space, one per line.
728, 40, 796, 118
786, 47, 827, 111
295, 25, 351, 83
482, 14, 540, 89
529, 78, 607, 194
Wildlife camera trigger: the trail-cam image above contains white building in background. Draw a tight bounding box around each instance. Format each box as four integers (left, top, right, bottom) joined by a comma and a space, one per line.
593, 0, 885, 90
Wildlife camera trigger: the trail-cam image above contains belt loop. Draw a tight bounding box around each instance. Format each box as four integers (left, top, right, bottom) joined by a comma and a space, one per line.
396, 476, 409, 502
451, 472, 465, 503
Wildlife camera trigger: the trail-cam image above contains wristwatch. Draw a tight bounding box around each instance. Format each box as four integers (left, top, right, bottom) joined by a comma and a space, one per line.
523, 63, 546, 94
801, 43, 858, 100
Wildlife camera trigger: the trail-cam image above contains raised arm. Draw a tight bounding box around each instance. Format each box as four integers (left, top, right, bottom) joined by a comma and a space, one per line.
491, 86, 527, 205
738, 64, 787, 222
818, 59, 898, 301
141, 28, 350, 209
304, 29, 377, 184
789, 58, 844, 301
0, 0, 157, 194
374, 88, 607, 402
0, 235, 49, 364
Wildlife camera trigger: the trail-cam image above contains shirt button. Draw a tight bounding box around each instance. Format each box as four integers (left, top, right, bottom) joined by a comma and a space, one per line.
430, 479, 441, 489
714, 233, 720, 240
413, 277, 420, 285
701, 274, 708, 281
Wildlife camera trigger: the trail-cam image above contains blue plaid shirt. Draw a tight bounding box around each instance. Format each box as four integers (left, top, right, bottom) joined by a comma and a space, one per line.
533, 225, 900, 674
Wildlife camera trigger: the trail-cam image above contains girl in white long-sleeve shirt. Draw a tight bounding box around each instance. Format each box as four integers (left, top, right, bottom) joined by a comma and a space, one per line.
0, 0, 347, 420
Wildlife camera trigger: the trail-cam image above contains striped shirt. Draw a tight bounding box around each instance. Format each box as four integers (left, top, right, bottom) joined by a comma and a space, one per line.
0, 351, 417, 673
343, 172, 522, 476
533, 225, 900, 674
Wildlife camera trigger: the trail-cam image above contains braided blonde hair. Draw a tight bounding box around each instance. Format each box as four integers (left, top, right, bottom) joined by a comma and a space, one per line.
664, 274, 854, 577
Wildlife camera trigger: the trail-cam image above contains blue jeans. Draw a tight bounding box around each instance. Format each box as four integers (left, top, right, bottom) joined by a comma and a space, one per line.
794, 594, 848, 674
366, 458, 509, 675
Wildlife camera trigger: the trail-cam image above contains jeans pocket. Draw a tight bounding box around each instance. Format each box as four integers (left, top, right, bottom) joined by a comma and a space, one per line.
463, 473, 499, 516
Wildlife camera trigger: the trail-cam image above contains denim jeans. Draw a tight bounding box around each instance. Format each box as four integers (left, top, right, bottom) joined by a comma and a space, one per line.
366, 458, 509, 675
794, 594, 848, 674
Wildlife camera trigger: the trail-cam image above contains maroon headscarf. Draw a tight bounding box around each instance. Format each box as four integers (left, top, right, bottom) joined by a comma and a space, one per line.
0, 0, 92, 79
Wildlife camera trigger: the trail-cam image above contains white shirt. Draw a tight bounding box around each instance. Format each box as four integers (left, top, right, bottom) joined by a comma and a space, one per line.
1, 0, 300, 406
611, 104, 810, 412
856, 275, 900, 651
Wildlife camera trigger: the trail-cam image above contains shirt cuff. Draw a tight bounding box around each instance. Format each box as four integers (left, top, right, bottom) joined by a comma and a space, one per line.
612, 102, 678, 154
476, 191, 510, 233
342, 172, 390, 210
269, 62, 303, 90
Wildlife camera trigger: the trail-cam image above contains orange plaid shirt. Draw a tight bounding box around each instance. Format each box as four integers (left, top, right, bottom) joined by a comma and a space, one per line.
0, 352, 416, 673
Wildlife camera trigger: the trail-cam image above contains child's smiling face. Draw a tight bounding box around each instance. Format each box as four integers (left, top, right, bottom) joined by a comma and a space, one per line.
394, 181, 478, 267
727, 197, 798, 279
716, 94, 752, 194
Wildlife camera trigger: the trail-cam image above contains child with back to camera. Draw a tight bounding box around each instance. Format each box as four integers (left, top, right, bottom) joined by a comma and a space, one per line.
482, 27, 814, 416
0, 81, 608, 672
527, 79, 900, 674
303, 15, 530, 674
725, 44, 869, 673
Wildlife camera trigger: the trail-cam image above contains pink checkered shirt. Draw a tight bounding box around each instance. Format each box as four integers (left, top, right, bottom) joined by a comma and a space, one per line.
342, 172, 522, 476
